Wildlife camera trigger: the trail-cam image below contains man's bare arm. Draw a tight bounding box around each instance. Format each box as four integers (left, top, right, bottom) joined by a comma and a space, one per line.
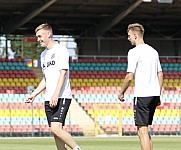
118, 72, 134, 101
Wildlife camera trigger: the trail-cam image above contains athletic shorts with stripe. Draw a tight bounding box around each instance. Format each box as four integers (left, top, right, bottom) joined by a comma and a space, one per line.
133, 96, 160, 126
45, 98, 71, 127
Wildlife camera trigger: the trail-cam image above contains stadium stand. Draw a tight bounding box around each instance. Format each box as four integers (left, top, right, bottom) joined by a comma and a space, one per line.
0, 57, 181, 136
0, 58, 83, 137
70, 57, 181, 136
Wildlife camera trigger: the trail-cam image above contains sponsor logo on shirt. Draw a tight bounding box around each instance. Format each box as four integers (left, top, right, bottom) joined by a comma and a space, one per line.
42, 60, 55, 70
42, 53, 56, 70
47, 60, 55, 67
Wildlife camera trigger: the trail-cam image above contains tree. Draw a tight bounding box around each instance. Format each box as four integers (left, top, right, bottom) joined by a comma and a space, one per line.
8, 35, 43, 60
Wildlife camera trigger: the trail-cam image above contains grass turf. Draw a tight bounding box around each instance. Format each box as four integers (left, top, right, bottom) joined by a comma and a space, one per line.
0, 136, 181, 150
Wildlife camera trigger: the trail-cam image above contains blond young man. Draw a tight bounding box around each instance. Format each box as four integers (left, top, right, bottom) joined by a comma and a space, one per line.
26, 23, 81, 150
118, 23, 163, 150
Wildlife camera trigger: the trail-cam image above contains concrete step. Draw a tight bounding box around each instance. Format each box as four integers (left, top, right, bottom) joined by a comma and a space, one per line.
69, 98, 105, 136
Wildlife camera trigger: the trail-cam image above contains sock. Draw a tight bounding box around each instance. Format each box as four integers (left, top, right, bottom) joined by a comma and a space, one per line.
73, 145, 81, 150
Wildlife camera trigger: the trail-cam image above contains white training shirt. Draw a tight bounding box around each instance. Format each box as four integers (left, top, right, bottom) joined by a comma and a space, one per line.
41, 44, 72, 101
127, 44, 162, 97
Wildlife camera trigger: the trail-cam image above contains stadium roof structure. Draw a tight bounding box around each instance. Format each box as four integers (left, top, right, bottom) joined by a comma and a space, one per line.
0, 0, 181, 39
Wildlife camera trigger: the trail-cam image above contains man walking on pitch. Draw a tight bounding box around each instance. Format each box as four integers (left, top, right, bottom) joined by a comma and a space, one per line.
26, 23, 81, 150
118, 23, 163, 150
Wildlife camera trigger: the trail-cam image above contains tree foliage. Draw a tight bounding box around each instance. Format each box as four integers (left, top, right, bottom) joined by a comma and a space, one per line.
8, 35, 43, 60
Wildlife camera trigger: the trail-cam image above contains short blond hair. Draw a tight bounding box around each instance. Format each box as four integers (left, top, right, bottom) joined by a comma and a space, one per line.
35, 23, 53, 37
127, 23, 144, 36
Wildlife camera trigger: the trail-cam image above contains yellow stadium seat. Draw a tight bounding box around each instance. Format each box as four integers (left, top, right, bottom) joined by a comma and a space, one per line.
33, 110, 40, 117
0, 82, 5, 86
86, 82, 92, 86
97, 82, 103, 86
70, 82, 75, 87
39, 110, 46, 117
13, 78, 19, 83
110, 79, 115, 83
115, 79, 120, 83
22, 82, 27, 86
75, 82, 81, 87
24, 78, 29, 83
27, 82, 32, 86
174, 79, 179, 83
130, 81, 134, 86
35, 78, 40, 83
103, 82, 108, 86
173, 83, 178, 86
163, 79, 168, 83
113, 82, 119, 86
87, 109, 94, 115
160, 110, 166, 116
33, 82, 38, 87
168, 79, 174, 83
8, 78, 13, 82
108, 83, 114, 86
81, 82, 86, 87
121, 79, 124, 83
26, 110, 33, 117
171, 110, 179, 116
162, 83, 167, 87
30, 78, 35, 83
83, 79, 88, 83
77, 78, 83, 82
10, 82, 16, 86
93, 79, 99, 83
154, 109, 160, 116
119, 82, 123, 86
167, 83, 173, 87
105, 79, 109, 83
2, 78, 7, 82
92, 82, 97, 86
122, 110, 134, 117
19, 78, 24, 83
99, 79, 104, 83
16, 82, 21, 86
88, 79, 93, 83
5, 82, 10, 86
19, 110, 28, 117
72, 78, 77, 83
1, 110, 10, 117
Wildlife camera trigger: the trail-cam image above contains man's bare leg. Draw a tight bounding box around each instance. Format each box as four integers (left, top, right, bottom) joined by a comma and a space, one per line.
149, 134, 152, 150
51, 122, 80, 150
54, 134, 67, 150
137, 126, 152, 150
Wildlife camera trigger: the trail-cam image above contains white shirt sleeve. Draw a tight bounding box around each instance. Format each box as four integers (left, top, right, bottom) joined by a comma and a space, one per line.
127, 49, 138, 73
157, 57, 162, 72
40, 51, 46, 74
57, 46, 69, 70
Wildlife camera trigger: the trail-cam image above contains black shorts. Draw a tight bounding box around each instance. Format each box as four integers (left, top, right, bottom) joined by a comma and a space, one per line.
133, 96, 160, 126
45, 98, 71, 127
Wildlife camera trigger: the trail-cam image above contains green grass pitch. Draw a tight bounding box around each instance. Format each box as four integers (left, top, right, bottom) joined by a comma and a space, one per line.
0, 137, 181, 150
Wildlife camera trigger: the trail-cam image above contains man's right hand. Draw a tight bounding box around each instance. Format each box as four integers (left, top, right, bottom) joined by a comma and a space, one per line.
118, 93, 125, 102
25, 95, 35, 103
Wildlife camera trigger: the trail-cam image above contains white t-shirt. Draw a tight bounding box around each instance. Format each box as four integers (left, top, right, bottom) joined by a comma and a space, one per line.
41, 44, 72, 101
127, 44, 162, 97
